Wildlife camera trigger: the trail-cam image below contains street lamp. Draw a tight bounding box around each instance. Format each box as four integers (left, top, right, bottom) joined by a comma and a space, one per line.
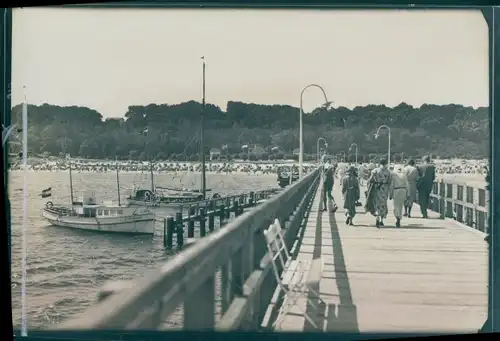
348, 143, 358, 164
374, 124, 391, 165
299, 84, 331, 179
317, 137, 328, 164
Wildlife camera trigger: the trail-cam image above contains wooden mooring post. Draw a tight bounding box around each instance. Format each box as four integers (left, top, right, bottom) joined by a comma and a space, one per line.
162, 189, 279, 249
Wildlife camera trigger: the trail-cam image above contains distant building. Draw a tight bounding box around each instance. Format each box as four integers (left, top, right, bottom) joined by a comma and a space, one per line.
209, 148, 221, 160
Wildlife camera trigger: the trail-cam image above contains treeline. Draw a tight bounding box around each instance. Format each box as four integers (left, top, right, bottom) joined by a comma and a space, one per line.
9, 101, 489, 162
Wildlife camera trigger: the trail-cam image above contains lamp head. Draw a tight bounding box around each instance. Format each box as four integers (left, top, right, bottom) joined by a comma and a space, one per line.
374, 134, 379, 139
325, 142, 328, 148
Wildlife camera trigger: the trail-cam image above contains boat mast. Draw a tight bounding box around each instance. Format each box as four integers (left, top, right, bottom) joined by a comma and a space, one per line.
116, 157, 121, 206
149, 161, 154, 192
68, 154, 74, 206
200, 56, 207, 199
143, 126, 154, 192
21, 86, 28, 337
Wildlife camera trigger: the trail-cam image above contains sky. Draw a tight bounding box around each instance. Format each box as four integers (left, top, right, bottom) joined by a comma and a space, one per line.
11, 8, 489, 118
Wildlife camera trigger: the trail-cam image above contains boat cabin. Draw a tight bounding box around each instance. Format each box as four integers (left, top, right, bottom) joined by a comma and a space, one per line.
129, 189, 155, 202
71, 193, 124, 218
129, 187, 204, 204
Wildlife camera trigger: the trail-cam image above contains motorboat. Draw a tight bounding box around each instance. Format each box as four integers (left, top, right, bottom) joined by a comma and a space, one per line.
42, 192, 156, 234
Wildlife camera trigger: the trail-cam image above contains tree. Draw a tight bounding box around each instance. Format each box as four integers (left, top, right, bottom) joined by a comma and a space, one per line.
129, 150, 138, 160
156, 152, 167, 160
12, 101, 489, 161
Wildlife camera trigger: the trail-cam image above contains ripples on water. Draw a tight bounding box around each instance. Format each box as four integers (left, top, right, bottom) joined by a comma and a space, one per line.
9, 170, 278, 329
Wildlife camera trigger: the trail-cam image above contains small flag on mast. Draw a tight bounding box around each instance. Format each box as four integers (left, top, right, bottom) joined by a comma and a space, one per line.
41, 187, 52, 198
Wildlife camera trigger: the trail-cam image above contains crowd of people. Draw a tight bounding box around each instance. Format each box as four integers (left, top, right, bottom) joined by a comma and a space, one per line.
320, 155, 488, 228
9, 159, 318, 175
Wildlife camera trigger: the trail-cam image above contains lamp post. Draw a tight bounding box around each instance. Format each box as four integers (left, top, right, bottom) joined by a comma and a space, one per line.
348, 143, 358, 164
299, 84, 331, 179
317, 137, 328, 164
375, 125, 391, 165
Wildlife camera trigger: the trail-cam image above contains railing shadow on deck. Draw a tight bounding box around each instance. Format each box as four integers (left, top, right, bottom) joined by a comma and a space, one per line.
258, 179, 320, 330
49, 168, 321, 331
302, 186, 359, 332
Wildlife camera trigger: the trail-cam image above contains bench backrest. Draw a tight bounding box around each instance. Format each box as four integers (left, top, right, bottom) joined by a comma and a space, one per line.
263, 219, 291, 285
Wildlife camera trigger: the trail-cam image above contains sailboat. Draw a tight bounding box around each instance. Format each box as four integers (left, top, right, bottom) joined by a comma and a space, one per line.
127, 57, 220, 209
41, 157, 156, 234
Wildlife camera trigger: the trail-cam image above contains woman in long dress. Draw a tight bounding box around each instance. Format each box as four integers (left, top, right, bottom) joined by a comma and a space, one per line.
365, 158, 392, 227
342, 165, 360, 226
403, 159, 419, 217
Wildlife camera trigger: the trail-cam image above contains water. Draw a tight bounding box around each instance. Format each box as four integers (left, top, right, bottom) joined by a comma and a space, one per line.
9, 170, 278, 329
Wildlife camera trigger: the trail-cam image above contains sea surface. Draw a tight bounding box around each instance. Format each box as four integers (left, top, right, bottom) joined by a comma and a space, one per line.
9, 170, 278, 329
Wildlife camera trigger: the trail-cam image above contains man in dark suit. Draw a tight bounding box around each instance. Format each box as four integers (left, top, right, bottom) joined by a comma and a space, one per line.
322, 159, 338, 212
416, 155, 436, 218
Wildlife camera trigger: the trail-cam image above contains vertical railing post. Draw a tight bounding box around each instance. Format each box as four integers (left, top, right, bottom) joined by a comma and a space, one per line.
439, 180, 445, 219
166, 217, 174, 248
208, 211, 215, 232
219, 204, 225, 226
234, 201, 240, 217
175, 212, 184, 247
200, 207, 206, 237
225, 198, 231, 219
184, 274, 215, 330
188, 206, 195, 238
163, 218, 167, 248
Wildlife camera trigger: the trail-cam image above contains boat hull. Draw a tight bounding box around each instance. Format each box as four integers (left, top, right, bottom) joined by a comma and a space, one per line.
41, 209, 156, 235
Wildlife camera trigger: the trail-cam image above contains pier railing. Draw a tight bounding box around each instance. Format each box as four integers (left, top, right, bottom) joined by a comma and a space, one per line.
52, 168, 321, 330
161, 189, 279, 248
175, 189, 280, 218
428, 178, 489, 233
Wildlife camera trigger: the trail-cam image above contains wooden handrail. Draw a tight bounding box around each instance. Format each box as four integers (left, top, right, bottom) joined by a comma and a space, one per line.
428, 178, 489, 233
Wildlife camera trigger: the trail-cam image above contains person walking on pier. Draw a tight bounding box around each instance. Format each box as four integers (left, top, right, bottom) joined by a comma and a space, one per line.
365, 158, 391, 228
390, 166, 409, 227
417, 155, 436, 218
403, 159, 418, 218
357, 162, 366, 186
342, 165, 360, 225
322, 159, 338, 212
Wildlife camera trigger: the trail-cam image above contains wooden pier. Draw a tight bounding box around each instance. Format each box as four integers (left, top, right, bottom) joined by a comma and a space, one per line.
49, 167, 491, 333
265, 181, 488, 333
